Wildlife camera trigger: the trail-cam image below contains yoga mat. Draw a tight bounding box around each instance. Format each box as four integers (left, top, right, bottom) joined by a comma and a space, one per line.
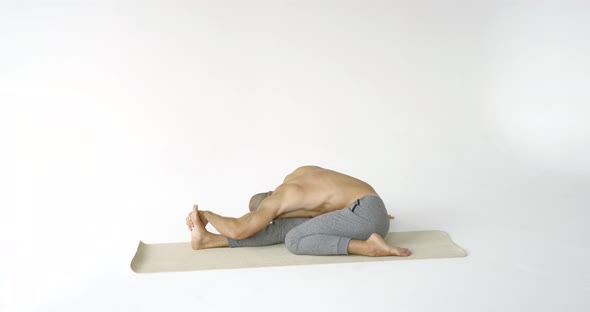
130, 230, 466, 273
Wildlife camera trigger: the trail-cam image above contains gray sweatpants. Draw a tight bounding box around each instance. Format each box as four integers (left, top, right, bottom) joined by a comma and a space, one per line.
227, 195, 390, 256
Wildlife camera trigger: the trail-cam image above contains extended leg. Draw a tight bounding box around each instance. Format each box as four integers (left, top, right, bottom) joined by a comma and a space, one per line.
226, 217, 309, 248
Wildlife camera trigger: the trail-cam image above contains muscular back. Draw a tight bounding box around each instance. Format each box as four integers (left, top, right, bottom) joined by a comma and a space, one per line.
269, 166, 378, 217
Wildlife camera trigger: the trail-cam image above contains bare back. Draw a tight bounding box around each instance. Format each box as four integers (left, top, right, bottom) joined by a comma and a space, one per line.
269, 166, 378, 217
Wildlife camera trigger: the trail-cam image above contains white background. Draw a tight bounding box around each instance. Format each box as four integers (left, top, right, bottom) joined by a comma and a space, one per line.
1, 1, 589, 311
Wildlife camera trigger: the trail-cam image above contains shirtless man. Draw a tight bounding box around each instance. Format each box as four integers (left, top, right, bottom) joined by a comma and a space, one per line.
186, 166, 411, 257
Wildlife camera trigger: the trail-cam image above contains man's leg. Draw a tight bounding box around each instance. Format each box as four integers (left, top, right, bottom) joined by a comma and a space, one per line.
347, 234, 411, 257
284, 196, 411, 257
226, 218, 309, 248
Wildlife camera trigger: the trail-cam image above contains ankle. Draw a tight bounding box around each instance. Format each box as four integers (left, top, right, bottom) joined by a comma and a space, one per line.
347, 239, 372, 256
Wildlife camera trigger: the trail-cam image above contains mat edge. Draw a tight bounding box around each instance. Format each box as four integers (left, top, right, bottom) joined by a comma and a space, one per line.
130, 240, 146, 273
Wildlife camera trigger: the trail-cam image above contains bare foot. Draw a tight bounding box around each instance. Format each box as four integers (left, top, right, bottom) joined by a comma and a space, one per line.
190, 205, 213, 250
388, 215, 395, 220
365, 233, 412, 257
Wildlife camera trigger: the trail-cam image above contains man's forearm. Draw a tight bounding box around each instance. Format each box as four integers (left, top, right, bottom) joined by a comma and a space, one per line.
201, 210, 238, 238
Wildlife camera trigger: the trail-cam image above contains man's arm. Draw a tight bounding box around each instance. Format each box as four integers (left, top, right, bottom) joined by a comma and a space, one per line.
201, 197, 281, 240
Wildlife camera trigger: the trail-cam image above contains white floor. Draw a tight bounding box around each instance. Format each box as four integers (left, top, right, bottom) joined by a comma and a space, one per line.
1, 1, 589, 312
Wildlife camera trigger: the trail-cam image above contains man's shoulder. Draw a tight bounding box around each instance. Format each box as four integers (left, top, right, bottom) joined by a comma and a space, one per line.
283, 165, 325, 183
273, 183, 305, 196
265, 183, 307, 213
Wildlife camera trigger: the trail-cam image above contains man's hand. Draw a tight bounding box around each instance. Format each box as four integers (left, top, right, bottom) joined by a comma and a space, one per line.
186, 212, 193, 230
186, 204, 208, 231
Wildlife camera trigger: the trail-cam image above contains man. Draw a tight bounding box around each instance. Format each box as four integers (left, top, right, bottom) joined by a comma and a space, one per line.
185, 166, 411, 257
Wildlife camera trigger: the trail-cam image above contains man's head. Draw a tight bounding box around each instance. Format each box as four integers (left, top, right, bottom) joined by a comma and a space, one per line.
249, 191, 272, 212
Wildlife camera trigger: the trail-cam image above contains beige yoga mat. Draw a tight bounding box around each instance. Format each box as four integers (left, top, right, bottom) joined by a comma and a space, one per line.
130, 230, 466, 273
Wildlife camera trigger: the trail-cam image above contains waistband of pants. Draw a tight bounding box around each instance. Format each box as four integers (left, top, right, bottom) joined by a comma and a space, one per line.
350, 195, 382, 212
